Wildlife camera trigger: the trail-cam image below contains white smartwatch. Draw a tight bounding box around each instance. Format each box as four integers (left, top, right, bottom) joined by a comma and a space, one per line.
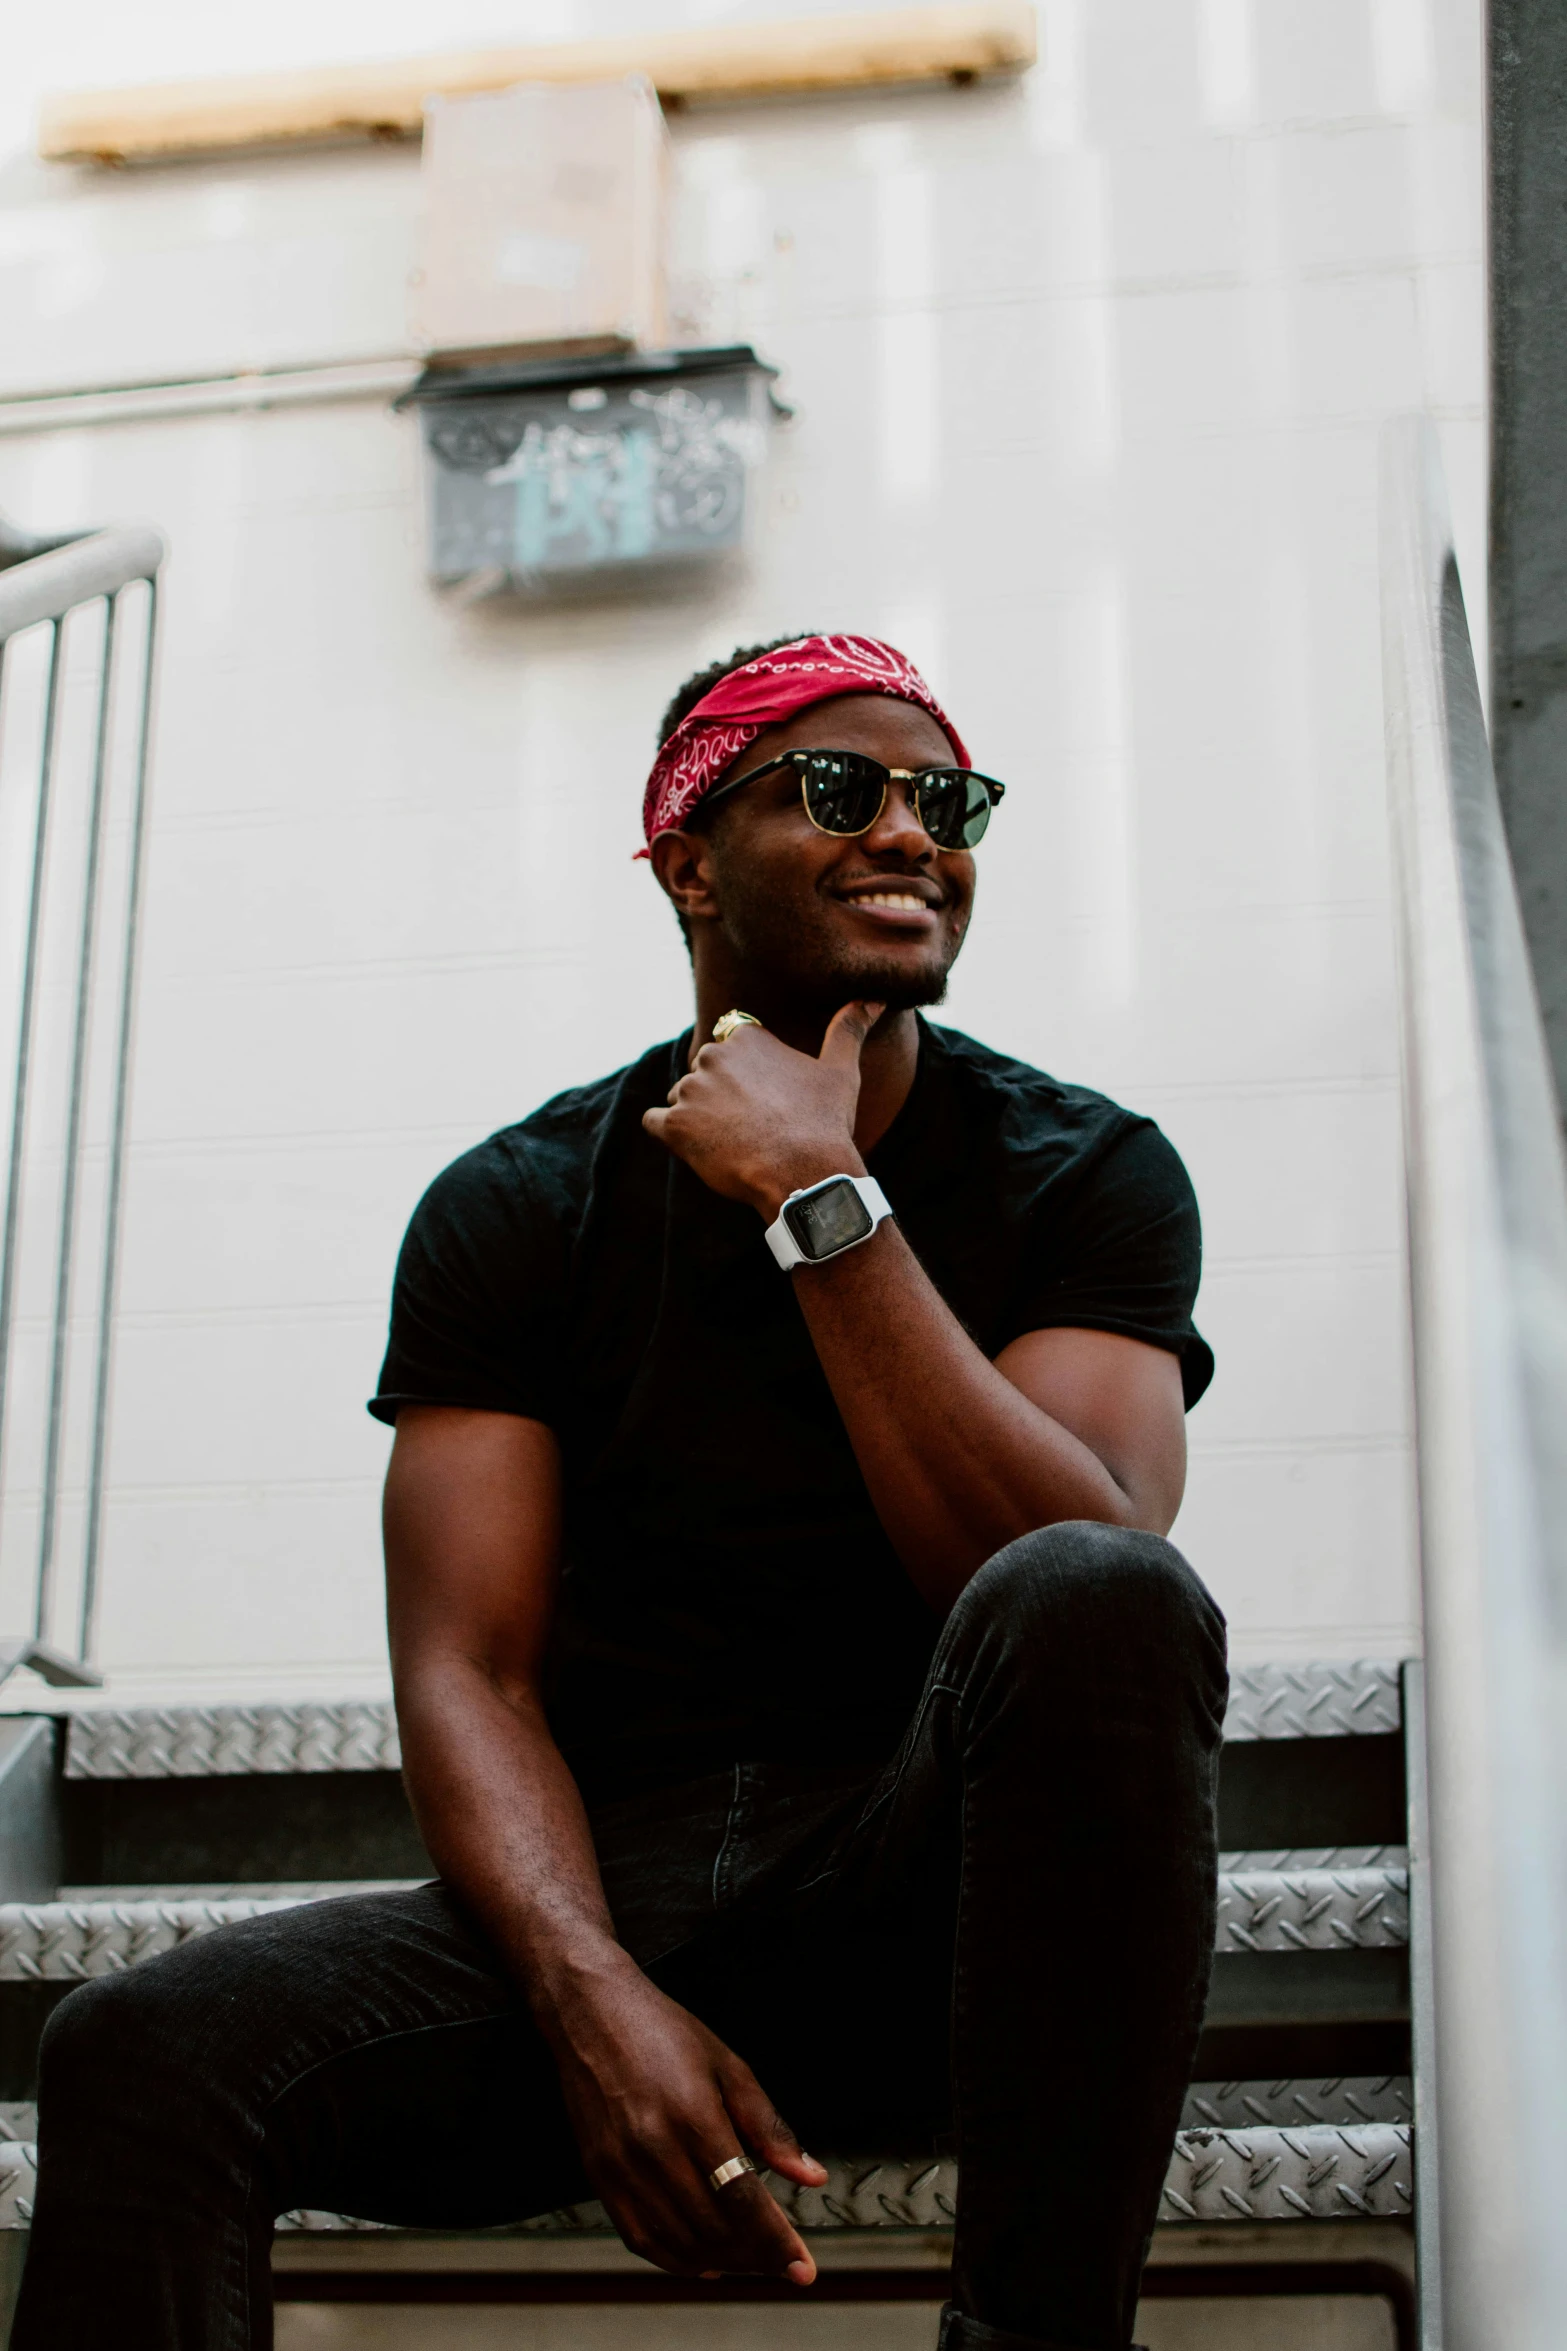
765, 1174, 893, 1271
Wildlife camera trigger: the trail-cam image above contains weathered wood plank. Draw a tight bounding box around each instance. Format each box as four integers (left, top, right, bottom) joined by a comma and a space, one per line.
38, 3, 1037, 167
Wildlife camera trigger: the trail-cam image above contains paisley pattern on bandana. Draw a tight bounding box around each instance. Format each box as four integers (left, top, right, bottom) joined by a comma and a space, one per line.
639, 633, 970, 852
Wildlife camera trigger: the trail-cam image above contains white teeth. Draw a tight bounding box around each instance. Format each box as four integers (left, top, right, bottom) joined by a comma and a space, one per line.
853, 891, 927, 911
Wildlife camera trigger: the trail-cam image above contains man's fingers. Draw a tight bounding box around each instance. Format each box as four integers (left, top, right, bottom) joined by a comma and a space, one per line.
600, 2100, 810, 2283
603, 2154, 736, 2279
619, 2153, 812, 2285
717, 2172, 816, 2282
817, 1000, 884, 1068
719, 2062, 830, 2189
672, 2107, 814, 2279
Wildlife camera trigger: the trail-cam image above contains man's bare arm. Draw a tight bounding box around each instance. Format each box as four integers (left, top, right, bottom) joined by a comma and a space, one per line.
789, 1248, 1185, 1607
644, 1008, 1189, 1611
384, 1407, 604, 1988
384, 1404, 826, 2279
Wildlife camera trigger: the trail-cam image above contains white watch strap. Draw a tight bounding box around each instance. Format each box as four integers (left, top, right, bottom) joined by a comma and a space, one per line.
765, 1175, 892, 1270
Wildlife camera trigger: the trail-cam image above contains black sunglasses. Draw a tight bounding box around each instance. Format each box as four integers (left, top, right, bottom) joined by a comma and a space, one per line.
705, 747, 1006, 852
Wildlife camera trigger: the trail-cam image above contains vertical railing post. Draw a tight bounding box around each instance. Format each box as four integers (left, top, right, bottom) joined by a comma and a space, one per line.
80, 579, 159, 1664
35, 594, 118, 1641
0, 620, 66, 1551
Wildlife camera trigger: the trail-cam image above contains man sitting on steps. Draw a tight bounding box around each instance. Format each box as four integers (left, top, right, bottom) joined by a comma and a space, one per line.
15, 633, 1228, 2351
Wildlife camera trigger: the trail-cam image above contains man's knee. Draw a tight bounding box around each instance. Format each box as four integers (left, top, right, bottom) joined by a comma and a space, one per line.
38, 1939, 241, 2137
963, 1517, 1218, 1636
38, 1967, 176, 2124
948, 1520, 1227, 1715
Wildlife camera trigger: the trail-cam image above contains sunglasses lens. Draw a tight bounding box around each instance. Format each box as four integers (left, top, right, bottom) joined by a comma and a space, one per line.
918, 772, 994, 851
800, 752, 887, 836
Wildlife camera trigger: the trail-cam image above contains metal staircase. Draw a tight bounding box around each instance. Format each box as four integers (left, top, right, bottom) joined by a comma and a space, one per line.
0, 1660, 1424, 2341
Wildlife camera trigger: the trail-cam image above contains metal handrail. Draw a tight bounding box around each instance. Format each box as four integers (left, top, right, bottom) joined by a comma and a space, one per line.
0, 519, 163, 1687
1381, 415, 1567, 2350
0, 524, 163, 635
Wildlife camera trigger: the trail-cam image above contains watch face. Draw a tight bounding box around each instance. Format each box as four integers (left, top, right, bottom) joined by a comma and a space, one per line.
784, 1179, 874, 1260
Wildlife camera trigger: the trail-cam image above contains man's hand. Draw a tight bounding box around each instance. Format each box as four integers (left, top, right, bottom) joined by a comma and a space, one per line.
541, 1946, 828, 2281
643, 1002, 884, 1218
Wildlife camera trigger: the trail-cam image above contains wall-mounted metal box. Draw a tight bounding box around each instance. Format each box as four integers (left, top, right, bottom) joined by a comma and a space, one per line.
411, 77, 668, 364
400, 345, 779, 594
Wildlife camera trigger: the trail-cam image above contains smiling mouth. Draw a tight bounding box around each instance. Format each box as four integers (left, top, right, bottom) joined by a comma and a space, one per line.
836, 887, 940, 915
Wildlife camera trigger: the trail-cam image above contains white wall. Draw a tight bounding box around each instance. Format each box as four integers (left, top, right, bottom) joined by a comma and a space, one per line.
0, 0, 1484, 1702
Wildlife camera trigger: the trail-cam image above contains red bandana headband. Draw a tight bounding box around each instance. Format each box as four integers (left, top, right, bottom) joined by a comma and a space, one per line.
640, 633, 970, 853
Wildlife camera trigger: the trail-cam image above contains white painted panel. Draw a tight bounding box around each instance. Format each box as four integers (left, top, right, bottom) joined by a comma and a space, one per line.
0, 152, 425, 396
1175, 1442, 1418, 1664
118, 1137, 471, 1317
1189, 1257, 1408, 1447
95, 1485, 387, 1690
1150, 1082, 1404, 1267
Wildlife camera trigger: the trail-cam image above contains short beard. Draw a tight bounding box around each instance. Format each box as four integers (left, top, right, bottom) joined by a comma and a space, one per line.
749, 953, 950, 1030
834, 958, 951, 1014
711, 856, 960, 1021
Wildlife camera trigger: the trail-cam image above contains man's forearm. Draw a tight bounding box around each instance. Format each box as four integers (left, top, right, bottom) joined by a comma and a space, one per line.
394, 1653, 637, 2037
643, 1008, 1182, 1608
792, 1223, 1134, 1607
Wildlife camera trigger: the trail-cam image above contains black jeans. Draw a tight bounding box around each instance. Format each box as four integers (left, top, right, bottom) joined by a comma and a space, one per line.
13, 1522, 1226, 2351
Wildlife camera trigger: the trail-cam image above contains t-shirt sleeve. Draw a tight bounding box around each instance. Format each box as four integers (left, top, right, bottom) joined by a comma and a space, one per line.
1010, 1116, 1214, 1408
368, 1138, 568, 1427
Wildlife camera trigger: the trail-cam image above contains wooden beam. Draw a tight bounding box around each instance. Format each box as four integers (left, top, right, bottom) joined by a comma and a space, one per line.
37, 3, 1037, 167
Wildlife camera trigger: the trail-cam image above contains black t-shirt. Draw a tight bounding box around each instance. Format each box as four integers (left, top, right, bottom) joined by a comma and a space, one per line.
371, 1019, 1213, 1801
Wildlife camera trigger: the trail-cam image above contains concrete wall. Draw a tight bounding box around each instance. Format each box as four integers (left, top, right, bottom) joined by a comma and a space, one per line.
0, 0, 1484, 1703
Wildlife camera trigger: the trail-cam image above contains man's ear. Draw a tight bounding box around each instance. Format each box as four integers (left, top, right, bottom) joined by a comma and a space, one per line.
650, 828, 720, 923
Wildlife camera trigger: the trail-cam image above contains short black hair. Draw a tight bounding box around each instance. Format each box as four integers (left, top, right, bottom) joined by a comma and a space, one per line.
656, 636, 817, 954
656, 634, 820, 748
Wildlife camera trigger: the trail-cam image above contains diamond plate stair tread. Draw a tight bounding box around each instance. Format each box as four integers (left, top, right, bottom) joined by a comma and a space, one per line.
1215, 1847, 1408, 1952
55, 1883, 423, 1902
0, 2125, 1413, 2232
58, 1663, 1408, 1780
64, 1703, 400, 1779
1158, 2123, 1410, 2223
0, 1896, 316, 1978
0, 1888, 420, 1979
1179, 2076, 1410, 2129
0, 1855, 1408, 1978
1222, 1662, 1402, 1740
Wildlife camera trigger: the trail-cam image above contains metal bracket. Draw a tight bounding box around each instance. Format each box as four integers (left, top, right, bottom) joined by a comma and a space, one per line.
0, 1641, 101, 1692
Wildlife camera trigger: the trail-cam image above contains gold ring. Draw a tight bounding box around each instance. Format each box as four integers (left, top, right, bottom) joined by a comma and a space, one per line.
711, 1010, 762, 1045
709, 2155, 756, 2192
